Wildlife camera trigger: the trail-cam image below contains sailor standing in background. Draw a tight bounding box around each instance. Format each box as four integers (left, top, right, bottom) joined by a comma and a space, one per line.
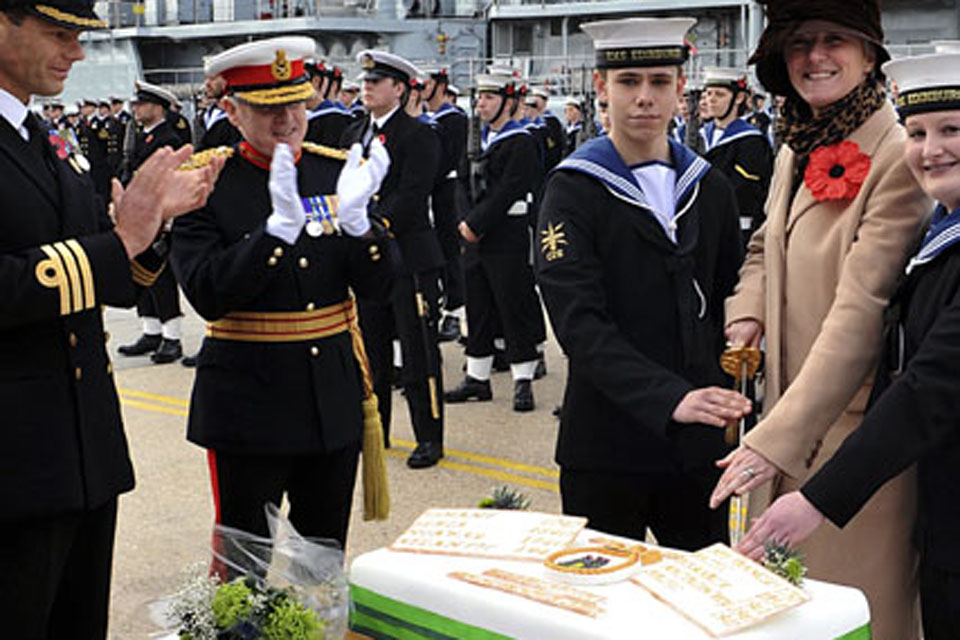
446, 70, 544, 412
197, 73, 241, 151
526, 86, 565, 172
700, 67, 773, 245
422, 64, 468, 343
341, 50, 446, 469
117, 81, 189, 364
304, 57, 353, 147
166, 97, 193, 148
563, 96, 582, 156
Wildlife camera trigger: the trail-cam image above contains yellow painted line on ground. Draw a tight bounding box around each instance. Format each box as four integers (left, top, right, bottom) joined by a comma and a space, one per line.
385, 449, 559, 493
118, 388, 189, 408
120, 397, 188, 418
390, 438, 559, 480
118, 392, 559, 492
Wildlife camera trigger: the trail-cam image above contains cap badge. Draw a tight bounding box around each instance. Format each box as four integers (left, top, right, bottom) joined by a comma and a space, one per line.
361, 54, 376, 70
271, 50, 292, 81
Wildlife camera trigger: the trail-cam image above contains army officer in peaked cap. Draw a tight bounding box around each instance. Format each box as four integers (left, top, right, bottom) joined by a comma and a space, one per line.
170, 36, 394, 553
0, 0, 221, 634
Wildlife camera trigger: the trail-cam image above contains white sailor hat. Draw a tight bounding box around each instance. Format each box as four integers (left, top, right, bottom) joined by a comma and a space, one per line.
581, 17, 695, 69
531, 86, 550, 100
342, 80, 360, 92
475, 73, 520, 98
564, 96, 583, 109
357, 50, 420, 86
883, 53, 960, 118
64, 104, 80, 116
703, 67, 749, 92
132, 80, 177, 109
205, 36, 315, 106
419, 64, 450, 81
932, 40, 960, 54
445, 84, 461, 96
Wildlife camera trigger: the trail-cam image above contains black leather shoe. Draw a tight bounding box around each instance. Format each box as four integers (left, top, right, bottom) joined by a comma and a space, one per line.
492, 349, 510, 372
151, 338, 183, 364
552, 403, 564, 418
438, 315, 461, 343
513, 379, 535, 412
444, 376, 493, 403
118, 333, 161, 356
406, 442, 443, 469
181, 352, 199, 368
534, 353, 547, 380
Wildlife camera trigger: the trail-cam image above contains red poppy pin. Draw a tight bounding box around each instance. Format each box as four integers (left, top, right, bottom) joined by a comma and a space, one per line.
804, 141, 871, 202
146, 134, 154, 144
377, 133, 386, 145
48, 132, 68, 160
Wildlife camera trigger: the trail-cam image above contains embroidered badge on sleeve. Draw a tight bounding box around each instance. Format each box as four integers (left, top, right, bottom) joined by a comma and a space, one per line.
540, 222, 568, 262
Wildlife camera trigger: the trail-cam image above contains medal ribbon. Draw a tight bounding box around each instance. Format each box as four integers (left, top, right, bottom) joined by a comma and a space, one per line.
301, 195, 340, 235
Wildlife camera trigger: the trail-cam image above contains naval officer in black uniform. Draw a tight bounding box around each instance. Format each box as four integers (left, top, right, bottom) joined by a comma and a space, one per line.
117, 80, 189, 364
699, 67, 773, 246
341, 50, 446, 469
536, 17, 751, 550
171, 36, 394, 549
0, 0, 220, 633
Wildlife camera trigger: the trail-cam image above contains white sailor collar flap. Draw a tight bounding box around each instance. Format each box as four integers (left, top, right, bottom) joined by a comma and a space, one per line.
431, 102, 458, 121
702, 118, 765, 152
556, 136, 710, 213
481, 119, 529, 152
906, 204, 960, 275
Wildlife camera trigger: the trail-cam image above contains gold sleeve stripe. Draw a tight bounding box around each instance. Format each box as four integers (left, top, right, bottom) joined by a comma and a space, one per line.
37, 245, 70, 315
130, 260, 165, 287
734, 164, 761, 182
51, 242, 84, 313
64, 239, 95, 309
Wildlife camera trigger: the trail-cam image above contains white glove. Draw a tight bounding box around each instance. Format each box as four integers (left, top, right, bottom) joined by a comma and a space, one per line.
265, 143, 304, 245
335, 137, 391, 237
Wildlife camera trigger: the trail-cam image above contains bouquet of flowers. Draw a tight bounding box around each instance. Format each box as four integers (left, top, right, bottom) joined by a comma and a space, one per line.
152, 505, 348, 639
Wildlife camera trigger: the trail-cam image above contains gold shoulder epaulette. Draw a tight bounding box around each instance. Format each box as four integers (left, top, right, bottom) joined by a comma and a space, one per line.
302, 142, 349, 161
178, 146, 235, 171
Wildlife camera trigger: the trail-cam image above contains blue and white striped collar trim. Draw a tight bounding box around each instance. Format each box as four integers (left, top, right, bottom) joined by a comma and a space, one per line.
481, 119, 529, 152
432, 103, 459, 119
556, 136, 710, 210
703, 119, 765, 152
906, 205, 960, 275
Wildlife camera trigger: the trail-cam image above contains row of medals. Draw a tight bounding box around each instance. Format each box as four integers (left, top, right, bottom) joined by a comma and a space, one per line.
306, 212, 338, 237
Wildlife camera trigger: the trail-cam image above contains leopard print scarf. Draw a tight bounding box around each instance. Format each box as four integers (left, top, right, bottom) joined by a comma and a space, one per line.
776, 79, 887, 156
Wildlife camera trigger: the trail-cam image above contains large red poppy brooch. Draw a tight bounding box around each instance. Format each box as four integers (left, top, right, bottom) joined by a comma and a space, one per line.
804, 141, 871, 202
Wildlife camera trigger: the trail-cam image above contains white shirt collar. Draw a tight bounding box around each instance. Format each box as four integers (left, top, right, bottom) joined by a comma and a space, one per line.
372, 104, 400, 129
143, 119, 163, 134
0, 87, 29, 141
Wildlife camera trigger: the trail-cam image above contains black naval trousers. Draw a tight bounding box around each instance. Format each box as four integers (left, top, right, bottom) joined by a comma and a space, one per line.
432, 177, 465, 311
360, 270, 445, 447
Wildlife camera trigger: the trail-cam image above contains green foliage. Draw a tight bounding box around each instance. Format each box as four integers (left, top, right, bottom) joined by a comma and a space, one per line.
261, 595, 325, 640
763, 542, 807, 587
211, 580, 254, 627
477, 486, 531, 510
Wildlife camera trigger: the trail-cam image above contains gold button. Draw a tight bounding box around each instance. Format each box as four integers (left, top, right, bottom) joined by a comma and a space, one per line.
310, 346, 320, 357
69, 333, 78, 347
267, 256, 278, 267
75, 367, 82, 381
273, 246, 284, 257
306, 302, 316, 311
368, 245, 379, 255
371, 253, 381, 261
107, 362, 113, 375
299, 257, 309, 269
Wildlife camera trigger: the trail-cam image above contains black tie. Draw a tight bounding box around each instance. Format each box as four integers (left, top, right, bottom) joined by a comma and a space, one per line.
24, 113, 57, 177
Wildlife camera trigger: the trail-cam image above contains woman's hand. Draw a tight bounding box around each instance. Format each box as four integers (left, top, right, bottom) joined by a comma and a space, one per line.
710, 445, 780, 508
672, 387, 752, 427
736, 491, 825, 561
726, 319, 764, 348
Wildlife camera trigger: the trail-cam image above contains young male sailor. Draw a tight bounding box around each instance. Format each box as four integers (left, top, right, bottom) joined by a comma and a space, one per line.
536, 17, 750, 548
700, 67, 773, 245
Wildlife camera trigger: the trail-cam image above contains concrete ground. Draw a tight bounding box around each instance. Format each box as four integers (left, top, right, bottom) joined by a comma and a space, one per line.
104, 301, 566, 638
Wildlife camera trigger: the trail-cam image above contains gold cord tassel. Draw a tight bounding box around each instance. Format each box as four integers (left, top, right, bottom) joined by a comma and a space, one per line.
346, 299, 390, 521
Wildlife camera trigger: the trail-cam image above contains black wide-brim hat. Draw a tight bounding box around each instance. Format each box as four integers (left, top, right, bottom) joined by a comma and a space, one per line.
750, 0, 889, 99
0, 0, 108, 29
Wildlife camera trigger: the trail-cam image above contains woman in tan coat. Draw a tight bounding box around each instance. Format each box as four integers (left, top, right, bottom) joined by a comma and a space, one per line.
708, 1, 931, 638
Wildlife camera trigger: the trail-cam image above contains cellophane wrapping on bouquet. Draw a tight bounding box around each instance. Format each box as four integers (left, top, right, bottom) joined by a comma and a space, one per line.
150, 504, 349, 639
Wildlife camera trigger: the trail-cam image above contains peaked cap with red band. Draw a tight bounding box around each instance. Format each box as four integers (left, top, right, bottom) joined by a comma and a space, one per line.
205, 36, 315, 106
